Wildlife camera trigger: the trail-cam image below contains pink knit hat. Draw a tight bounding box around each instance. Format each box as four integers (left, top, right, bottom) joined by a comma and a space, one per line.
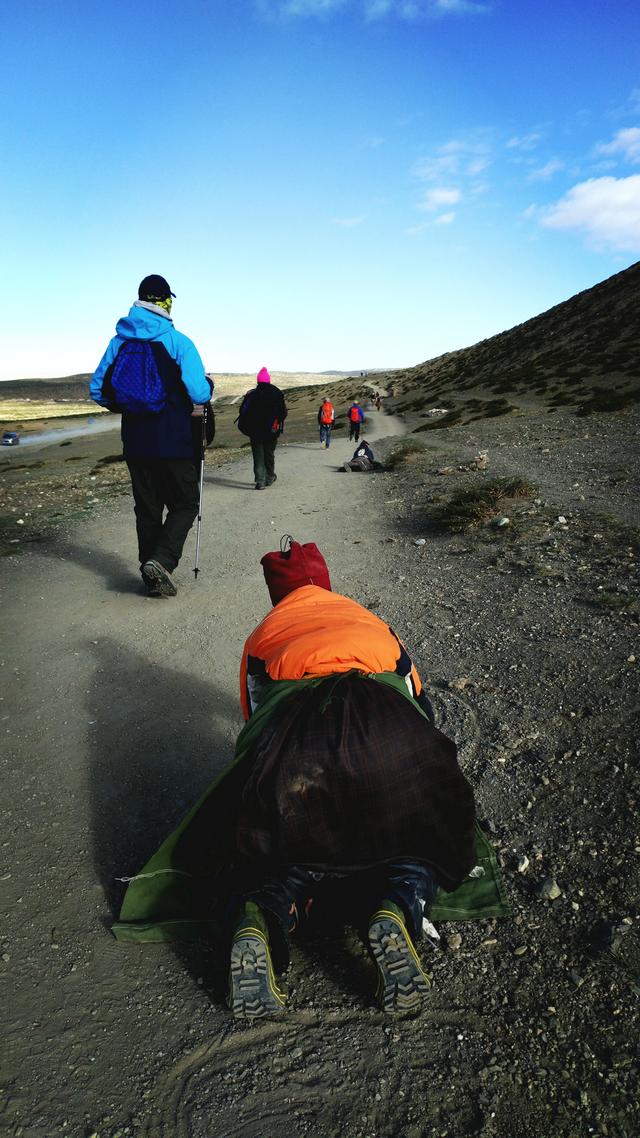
257, 366, 271, 383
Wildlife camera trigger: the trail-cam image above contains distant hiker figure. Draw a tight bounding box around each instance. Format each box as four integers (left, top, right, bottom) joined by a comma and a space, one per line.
374, 392, 381, 411
90, 274, 213, 598
237, 367, 287, 490
318, 396, 335, 448
347, 399, 365, 442
344, 439, 375, 472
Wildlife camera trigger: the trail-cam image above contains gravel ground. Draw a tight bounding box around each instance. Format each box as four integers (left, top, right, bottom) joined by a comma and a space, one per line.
1, 402, 638, 1138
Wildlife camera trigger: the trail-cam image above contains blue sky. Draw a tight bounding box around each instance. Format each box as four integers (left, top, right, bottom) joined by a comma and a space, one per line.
1, 0, 639, 380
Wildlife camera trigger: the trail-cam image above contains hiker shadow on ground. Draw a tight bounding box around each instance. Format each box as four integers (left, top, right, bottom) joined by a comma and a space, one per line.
53, 538, 140, 594
87, 638, 240, 918
204, 473, 255, 490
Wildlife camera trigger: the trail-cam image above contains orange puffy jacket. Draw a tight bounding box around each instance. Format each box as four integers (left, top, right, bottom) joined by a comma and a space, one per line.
240, 584, 426, 719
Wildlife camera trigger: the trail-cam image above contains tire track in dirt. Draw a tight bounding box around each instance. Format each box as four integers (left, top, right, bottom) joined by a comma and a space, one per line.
142, 1013, 366, 1138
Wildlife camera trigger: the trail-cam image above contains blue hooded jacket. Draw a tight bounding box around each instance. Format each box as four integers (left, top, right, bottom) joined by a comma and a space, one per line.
90, 304, 211, 459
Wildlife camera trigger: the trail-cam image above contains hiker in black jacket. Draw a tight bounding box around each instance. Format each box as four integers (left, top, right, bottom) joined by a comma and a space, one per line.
237, 367, 288, 489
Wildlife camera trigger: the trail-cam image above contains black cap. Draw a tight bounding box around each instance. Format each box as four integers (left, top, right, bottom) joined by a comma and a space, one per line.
138, 274, 176, 300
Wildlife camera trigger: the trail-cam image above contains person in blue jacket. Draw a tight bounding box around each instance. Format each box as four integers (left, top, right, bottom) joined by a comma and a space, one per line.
91, 274, 212, 598
347, 400, 365, 442
344, 439, 375, 471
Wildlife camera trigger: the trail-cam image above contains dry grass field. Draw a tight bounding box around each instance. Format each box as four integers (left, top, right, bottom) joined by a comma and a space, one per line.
0, 400, 110, 423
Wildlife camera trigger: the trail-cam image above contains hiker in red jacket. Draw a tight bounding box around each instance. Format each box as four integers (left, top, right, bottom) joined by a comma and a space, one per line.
317, 397, 335, 448
347, 399, 365, 442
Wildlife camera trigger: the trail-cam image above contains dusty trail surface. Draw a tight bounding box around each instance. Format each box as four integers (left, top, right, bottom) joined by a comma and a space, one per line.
2, 404, 639, 1138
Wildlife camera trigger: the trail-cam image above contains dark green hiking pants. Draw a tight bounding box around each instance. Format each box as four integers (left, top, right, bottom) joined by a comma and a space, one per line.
251, 438, 278, 488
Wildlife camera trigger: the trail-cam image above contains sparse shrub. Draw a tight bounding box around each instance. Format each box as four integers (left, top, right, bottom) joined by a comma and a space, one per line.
548, 391, 574, 406
576, 389, 637, 415
386, 439, 428, 469
93, 453, 125, 467
577, 590, 639, 614
430, 476, 536, 531
482, 398, 515, 418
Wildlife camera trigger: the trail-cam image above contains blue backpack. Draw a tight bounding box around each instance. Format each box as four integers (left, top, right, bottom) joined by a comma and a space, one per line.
104, 341, 167, 415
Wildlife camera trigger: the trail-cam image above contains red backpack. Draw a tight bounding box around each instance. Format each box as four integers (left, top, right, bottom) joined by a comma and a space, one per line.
261, 535, 331, 605
320, 401, 334, 424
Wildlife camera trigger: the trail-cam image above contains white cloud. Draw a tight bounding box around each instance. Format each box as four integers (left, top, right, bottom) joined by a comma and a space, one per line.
260, 0, 489, 17
364, 0, 392, 14
373, 0, 492, 16
611, 88, 640, 120
506, 132, 542, 151
417, 187, 461, 212
434, 210, 456, 224
413, 138, 491, 182
413, 153, 459, 180
431, 0, 489, 11
528, 159, 564, 181
257, 0, 346, 16
541, 175, 640, 252
466, 156, 490, 176
595, 127, 640, 165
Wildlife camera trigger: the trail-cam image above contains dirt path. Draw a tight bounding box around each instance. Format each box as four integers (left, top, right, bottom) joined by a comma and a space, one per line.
2, 403, 638, 1138
2, 408, 413, 1138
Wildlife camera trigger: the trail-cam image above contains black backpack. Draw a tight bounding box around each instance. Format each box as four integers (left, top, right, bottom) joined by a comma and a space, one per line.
103, 341, 167, 414
236, 387, 284, 437
236, 390, 257, 437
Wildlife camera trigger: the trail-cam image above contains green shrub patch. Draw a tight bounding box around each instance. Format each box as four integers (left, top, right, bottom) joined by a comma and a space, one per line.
431, 476, 536, 531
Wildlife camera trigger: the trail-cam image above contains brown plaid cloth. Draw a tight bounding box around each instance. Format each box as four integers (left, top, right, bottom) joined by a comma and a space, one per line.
234, 673, 476, 891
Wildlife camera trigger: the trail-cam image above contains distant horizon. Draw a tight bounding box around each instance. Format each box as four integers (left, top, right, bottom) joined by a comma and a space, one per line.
2, 253, 637, 387
0, 367, 379, 384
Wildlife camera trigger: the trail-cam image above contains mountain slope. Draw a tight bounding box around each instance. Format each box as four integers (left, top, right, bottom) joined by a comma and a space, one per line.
385, 260, 640, 428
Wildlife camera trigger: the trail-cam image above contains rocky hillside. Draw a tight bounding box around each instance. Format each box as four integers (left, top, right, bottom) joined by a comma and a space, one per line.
380, 261, 640, 430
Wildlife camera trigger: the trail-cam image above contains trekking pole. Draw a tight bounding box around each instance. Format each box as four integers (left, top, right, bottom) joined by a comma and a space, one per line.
193, 410, 206, 580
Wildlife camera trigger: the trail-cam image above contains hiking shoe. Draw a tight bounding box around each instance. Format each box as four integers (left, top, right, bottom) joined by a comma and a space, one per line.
141, 559, 177, 598
229, 906, 286, 1019
139, 567, 162, 597
265, 474, 277, 486
368, 903, 431, 1013
255, 483, 266, 490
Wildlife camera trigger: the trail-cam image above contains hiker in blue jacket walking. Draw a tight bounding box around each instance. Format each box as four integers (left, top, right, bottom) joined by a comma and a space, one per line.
91, 274, 212, 597
347, 400, 365, 442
